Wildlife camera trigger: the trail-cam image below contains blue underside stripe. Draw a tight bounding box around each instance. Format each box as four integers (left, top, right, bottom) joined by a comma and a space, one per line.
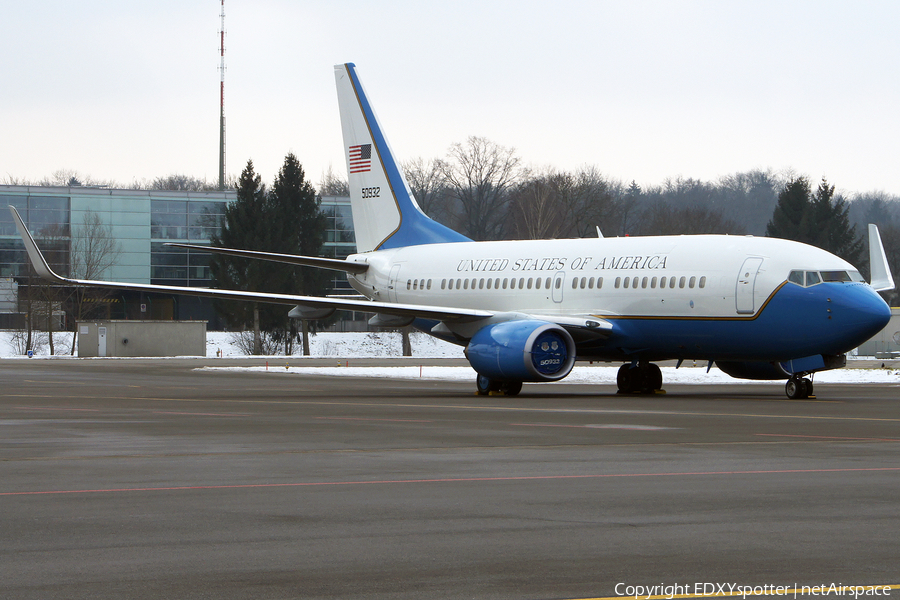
577, 283, 889, 362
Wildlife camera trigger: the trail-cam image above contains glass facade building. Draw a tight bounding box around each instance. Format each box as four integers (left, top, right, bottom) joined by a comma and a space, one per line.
320, 195, 357, 297
0, 185, 358, 327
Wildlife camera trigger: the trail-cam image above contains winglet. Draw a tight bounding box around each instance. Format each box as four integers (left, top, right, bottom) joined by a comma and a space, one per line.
868, 224, 895, 292
8, 205, 68, 284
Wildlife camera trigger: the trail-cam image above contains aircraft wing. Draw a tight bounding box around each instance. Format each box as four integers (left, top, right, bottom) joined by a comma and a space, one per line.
10, 205, 613, 334
10, 206, 487, 322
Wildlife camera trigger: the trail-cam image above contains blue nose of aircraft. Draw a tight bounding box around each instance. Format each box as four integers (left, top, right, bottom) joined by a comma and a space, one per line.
830, 283, 892, 350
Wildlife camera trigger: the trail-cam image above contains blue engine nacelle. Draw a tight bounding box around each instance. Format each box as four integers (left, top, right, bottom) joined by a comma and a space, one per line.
465, 320, 576, 382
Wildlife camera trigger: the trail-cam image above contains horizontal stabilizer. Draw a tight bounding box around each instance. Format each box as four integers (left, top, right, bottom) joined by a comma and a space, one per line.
164, 243, 369, 274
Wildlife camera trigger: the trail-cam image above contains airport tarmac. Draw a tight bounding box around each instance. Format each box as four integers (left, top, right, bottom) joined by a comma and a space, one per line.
1, 358, 898, 600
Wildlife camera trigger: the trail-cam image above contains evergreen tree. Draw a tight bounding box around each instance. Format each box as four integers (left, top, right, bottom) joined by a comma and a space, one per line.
267, 153, 329, 355
766, 177, 813, 242
766, 176, 863, 267
210, 155, 329, 355
209, 159, 269, 354
810, 178, 863, 267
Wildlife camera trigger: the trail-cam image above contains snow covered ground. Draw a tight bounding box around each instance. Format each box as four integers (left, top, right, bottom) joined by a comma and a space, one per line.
0, 330, 464, 360
2, 329, 898, 385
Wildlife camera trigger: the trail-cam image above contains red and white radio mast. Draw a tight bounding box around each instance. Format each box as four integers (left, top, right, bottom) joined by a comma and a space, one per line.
218, 0, 226, 190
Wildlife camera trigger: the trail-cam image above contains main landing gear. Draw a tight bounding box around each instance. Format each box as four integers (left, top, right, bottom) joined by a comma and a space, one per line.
785, 375, 815, 400
617, 362, 664, 394
475, 374, 523, 396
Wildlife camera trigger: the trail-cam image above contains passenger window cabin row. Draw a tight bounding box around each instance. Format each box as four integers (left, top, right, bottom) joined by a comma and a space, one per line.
404, 274, 708, 292
615, 275, 707, 290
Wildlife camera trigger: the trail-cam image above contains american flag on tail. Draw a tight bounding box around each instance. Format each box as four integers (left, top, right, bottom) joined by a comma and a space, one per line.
348, 144, 372, 173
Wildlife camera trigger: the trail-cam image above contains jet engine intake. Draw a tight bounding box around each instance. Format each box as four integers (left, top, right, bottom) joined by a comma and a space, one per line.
465, 320, 576, 382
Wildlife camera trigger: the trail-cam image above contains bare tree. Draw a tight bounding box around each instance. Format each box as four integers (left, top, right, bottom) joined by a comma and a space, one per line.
401, 157, 454, 225
508, 169, 571, 240
716, 169, 783, 235
69, 210, 123, 353
37, 169, 116, 188
440, 136, 524, 240
317, 166, 350, 196
147, 174, 218, 191
638, 202, 740, 236
508, 166, 628, 240
16, 223, 70, 355
566, 167, 627, 238
2, 174, 26, 185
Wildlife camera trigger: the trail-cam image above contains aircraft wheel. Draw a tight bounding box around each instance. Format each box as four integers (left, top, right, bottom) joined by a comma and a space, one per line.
503, 381, 523, 396
616, 364, 634, 393
476, 374, 492, 396
785, 378, 808, 400
646, 363, 663, 393
803, 378, 814, 397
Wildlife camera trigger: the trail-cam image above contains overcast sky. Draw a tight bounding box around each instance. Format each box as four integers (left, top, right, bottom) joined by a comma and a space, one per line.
3, 0, 898, 196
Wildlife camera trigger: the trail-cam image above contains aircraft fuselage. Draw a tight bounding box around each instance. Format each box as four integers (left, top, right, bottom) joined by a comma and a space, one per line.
347, 234, 889, 362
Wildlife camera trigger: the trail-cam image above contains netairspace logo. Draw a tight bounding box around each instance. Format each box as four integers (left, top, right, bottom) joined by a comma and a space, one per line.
614, 583, 893, 600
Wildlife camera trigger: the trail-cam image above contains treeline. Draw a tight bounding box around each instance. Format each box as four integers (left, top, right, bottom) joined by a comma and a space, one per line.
2, 169, 231, 192
387, 137, 900, 243
387, 136, 899, 304
11, 136, 900, 305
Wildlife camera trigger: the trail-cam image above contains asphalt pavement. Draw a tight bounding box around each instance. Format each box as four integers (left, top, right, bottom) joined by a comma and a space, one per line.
1, 358, 898, 599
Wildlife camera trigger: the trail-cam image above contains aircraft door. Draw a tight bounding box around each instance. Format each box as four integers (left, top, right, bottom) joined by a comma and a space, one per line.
388, 264, 402, 303
735, 257, 764, 314
552, 271, 565, 303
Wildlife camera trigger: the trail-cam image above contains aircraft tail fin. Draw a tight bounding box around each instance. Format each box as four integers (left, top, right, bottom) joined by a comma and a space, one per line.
334, 63, 469, 252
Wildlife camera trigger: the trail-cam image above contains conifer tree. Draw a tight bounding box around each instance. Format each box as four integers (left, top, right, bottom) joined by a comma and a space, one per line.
267, 153, 328, 355
210, 155, 329, 355
811, 178, 863, 266
766, 177, 813, 243
210, 159, 269, 354
766, 176, 862, 267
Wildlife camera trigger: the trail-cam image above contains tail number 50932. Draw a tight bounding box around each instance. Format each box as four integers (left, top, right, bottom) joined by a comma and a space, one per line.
361, 187, 380, 198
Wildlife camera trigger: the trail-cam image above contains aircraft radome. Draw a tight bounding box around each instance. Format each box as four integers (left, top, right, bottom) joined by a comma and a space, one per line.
9, 63, 894, 399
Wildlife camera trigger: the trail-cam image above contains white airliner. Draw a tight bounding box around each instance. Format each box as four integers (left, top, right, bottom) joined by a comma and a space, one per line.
10, 63, 895, 399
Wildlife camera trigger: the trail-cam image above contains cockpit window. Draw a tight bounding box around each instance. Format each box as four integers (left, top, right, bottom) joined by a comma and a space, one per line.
789, 269, 864, 287
820, 270, 851, 283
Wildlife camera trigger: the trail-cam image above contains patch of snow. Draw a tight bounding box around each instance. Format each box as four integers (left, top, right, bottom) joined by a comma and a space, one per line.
0, 330, 463, 359
3, 329, 898, 385
205, 331, 464, 358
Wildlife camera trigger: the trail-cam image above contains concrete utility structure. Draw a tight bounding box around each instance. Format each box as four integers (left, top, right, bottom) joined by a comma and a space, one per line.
857, 307, 900, 358
77, 320, 206, 357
